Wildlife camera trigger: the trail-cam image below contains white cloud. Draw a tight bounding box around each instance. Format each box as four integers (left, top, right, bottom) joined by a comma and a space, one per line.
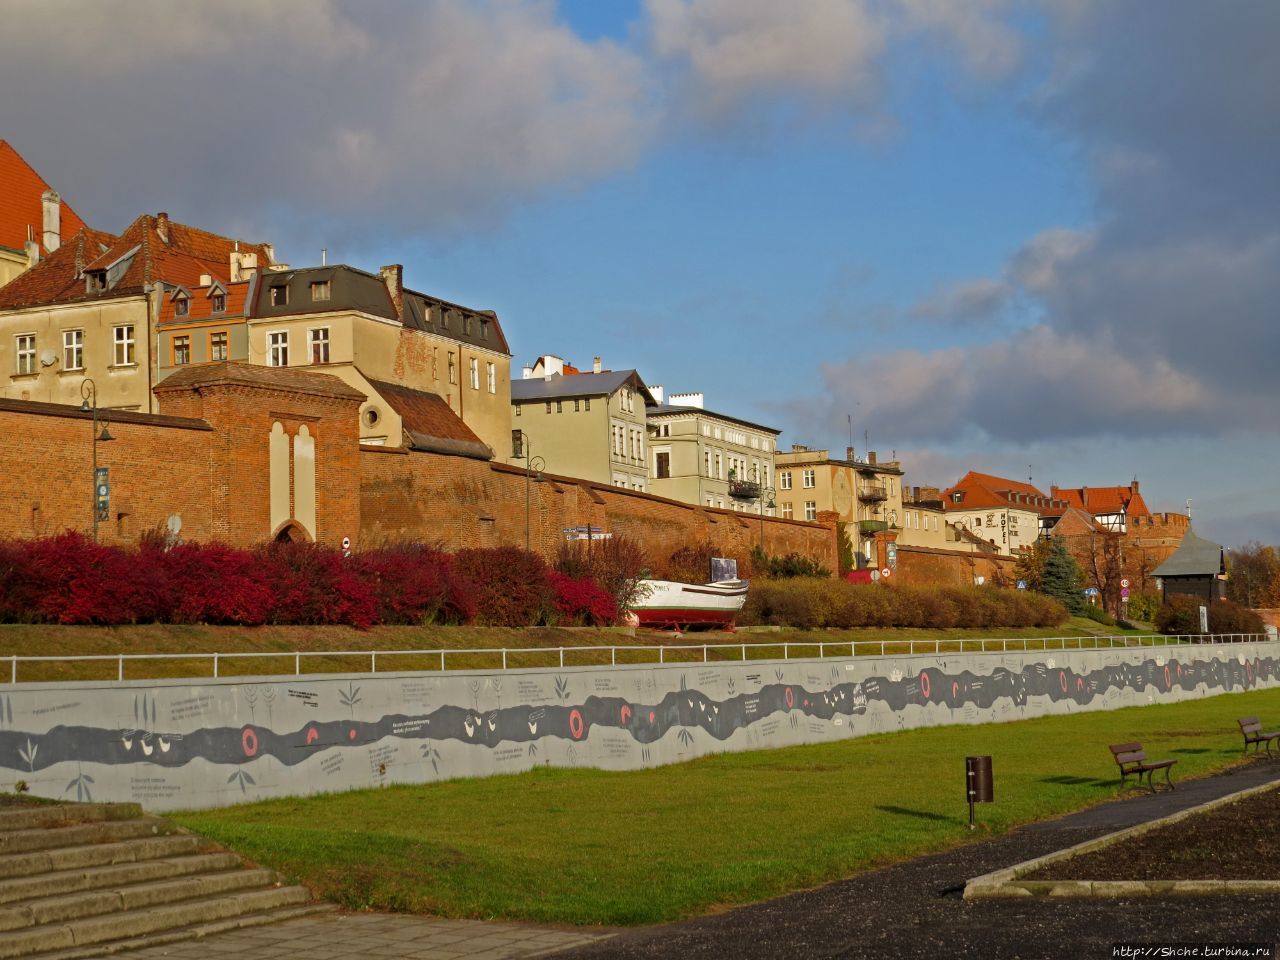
894, 0, 1022, 79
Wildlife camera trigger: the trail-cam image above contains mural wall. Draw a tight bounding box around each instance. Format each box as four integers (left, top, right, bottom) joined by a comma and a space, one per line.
3, 642, 1278, 811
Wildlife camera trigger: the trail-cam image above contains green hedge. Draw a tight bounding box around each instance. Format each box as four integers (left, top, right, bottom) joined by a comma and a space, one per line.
739, 579, 1068, 630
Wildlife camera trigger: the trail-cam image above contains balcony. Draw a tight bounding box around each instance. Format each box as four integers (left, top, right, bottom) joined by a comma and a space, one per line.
857, 484, 889, 502
857, 519, 888, 534
728, 479, 762, 500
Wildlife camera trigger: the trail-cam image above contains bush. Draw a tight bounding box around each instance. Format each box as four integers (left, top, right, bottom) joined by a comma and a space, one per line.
255, 542, 378, 628
547, 572, 618, 626
555, 536, 647, 615
151, 541, 275, 625
1081, 603, 1116, 626
1125, 591, 1160, 622
349, 546, 474, 626
1155, 594, 1202, 634
453, 546, 556, 627
1154, 595, 1262, 635
1208, 598, 1265, 635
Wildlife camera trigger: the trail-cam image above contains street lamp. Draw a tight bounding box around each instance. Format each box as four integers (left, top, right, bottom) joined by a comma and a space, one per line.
79, 379, 115, 542
512, 430, 545, 552
758, 486, 776, 549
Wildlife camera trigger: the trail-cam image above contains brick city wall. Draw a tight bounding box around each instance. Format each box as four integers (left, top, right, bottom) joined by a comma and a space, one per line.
890, 544, 1020, 588
0, 400, 216, 544
360, 450, 839, 568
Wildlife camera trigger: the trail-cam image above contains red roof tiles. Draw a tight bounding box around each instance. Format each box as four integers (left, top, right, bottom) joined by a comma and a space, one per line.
0, 141, 89, 256
1050, 484, 1151, 519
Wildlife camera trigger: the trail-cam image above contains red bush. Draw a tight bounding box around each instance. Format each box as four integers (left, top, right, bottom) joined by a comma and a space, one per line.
149, 541, 275, 625
548, 572, 618, 626
349, 546, 475, 625
255, 542, 378, 628
453, 547, 555, 626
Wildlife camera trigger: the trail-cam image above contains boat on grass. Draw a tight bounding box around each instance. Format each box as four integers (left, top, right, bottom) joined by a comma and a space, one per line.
629, 578, 749, 631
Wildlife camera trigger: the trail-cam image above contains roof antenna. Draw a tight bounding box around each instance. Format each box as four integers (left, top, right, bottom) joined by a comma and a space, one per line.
321, 247, 327, 266
1186, 498, 1192, 519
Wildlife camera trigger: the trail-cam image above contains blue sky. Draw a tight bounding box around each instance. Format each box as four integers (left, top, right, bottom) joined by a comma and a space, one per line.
3, 0, 1276, 547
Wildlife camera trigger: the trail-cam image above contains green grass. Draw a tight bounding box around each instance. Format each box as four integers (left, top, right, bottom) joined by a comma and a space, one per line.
0, 617, 1158, 682
174, 686, 1280, 926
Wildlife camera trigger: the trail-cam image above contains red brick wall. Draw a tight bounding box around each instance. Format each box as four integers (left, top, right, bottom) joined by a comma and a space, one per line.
892, 545, 1020, 587
360, 451, 838, 569
0, 404, 214, 544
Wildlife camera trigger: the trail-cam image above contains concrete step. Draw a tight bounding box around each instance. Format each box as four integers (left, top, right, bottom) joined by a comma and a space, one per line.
28, 902, 333, 960
0, 851, 241, 905
0, 807, 142, 835
0, 885, 315, 958
0, 834, 207, 881
0, 818, 177, 857
0, 867, 274, 931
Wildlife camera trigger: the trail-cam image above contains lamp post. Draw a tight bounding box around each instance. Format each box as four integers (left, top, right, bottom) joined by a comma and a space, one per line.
758, 486, 776, 549
512, 430, 545, 552
79, 379, 114, 542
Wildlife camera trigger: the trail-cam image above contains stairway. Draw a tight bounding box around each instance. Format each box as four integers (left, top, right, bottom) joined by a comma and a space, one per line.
0, 800, 328, 958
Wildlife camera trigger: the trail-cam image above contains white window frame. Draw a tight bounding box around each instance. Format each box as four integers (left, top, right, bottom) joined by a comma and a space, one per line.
469, 357, 479, 389
15, 334, 36, 375
486, 361, 496, 394
113, 325, 135, 367
780, 471, 792, 491
173, 335, 191, 366
268, 331, 289, 367
308, 326, 330, 364
803, 469, 815, 489
63, 329, 84, 371
209, 330, 229, 362
805, 501, 817, 521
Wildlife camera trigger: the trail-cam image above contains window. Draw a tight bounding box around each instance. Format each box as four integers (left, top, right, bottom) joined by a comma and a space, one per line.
309, 327, 330, 364
655, 452, 670, 479
545, 402, 552, 414
556, 400, 563, 413
805, 501, 817, 521
268, 331, 288, 367
584, 398, 590, 411
173, 294, 189, 318
209, 331, 228, 361
780, 471, 792, 491
515, 404, 521, 417
270, 285, 289, 306
211, 292, 226, 313
15, 334, 35, 375
448, 352, 456, 384
310, 280, 330, 302
704, 450, 711, 476
782, 502, 793, 519
113, 325, 135, 366
63, 329, 83, 370
574, 399, 580, 412
469, 357, 479, 389
432, 347, 439, 380
480, 319, 489, 341
802, 469, 815, 488
173, 335, 191, 365
715, 453, 722, 479
486, 361, 496, 394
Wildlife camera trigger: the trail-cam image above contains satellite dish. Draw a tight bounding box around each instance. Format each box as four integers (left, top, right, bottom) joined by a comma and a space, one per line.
39, 349, 57, 367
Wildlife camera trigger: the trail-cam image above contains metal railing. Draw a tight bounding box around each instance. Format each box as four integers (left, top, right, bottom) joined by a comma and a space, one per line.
4, 633, 1271, 684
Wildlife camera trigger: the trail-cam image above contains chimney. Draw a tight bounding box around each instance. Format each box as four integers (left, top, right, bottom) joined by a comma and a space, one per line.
868, 451, 877, 465
649, 384, 664, 405
670, 391, 704, 409
522, 364, 534, 380
379, 264, 404, 318
1131, 479, 1140, 493
155, 212, 169, 245
229, 250, 258, 282
539, 355, 565, 377
24, 225, 39, 267
846, 446, 855, 461
199, 274, 212, 287
41, 191, 61, 253
593, 356, 602, 374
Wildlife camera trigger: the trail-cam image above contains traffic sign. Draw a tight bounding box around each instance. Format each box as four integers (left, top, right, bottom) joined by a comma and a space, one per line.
881, 567, 892, 578
1016, 580, 1027, 591
1120, 578, 1130, 589
1121, 587, 1131, 599
1084, 587, 1099, 596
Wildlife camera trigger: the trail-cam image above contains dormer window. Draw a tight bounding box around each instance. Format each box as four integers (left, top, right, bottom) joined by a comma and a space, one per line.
310, 280, 330, 302
480, 319, 489, 341
952, 491, 964, 503
270, 285, 289, 307
211, 292, 226, 313
86, 271, 107, 293
174, 294, 189, 317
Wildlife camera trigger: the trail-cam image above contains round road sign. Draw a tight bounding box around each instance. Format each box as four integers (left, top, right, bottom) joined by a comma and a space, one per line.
1120, 578, 1131, 588
881, 567, 892, 578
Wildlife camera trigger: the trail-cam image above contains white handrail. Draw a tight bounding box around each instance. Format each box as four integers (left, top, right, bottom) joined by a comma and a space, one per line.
1, 633, 1270, 684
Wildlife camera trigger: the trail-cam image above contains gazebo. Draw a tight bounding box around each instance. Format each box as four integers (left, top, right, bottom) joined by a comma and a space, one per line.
1152, 528, 1226, 604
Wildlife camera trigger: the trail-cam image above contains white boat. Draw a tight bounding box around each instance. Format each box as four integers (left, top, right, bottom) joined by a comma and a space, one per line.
629, 578, 749, 631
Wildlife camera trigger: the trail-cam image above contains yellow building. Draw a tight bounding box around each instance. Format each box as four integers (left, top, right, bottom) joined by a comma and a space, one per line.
243, 264, 511, 456
645, 390, 780, 512
773, 446, 904, 567
510, 356, 654, 488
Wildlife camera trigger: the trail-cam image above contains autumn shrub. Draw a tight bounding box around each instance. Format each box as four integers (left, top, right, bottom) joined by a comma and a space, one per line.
1081, 603, 1116, 626
453, 546, 555, 627
149, 541, 275, 625
254, 542, 378, 628
660, 542, 726, 584
1155, 594, 1203, 634
547, 572, 618, 626
1208, 598, 1265, 635
0, 532, 157, 625
555, 536, 648, 614
349, 546, 475, 626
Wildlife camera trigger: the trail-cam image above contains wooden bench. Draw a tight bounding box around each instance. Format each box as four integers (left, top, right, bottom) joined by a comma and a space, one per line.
1238, 717, 1280, 757
1110, 742, 1177, 793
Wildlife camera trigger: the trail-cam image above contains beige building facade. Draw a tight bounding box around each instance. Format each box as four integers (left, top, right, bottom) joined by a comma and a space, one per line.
646, 391, 779, 512
510, 358, 652, 489
773, 446, 904, 566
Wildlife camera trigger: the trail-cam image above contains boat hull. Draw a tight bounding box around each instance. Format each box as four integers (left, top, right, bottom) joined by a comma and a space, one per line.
630, 579, 749, 630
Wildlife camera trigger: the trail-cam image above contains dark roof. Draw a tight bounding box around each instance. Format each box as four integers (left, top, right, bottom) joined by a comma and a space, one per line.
251, 264, 510, 355
0, 396, 212, 432
511, 370, 653, 404
364, 378, 492, 461
154, 361, 366, 401
647, 403, 780, 436
1153, 528, 1226, 578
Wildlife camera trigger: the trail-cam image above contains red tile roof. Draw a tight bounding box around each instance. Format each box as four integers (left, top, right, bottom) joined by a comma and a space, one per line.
0, 212, 271, 311
1050, 484, 1151, 519
158, 280, 254, 325
0, 141, 89, 256
0, 228, 119, 308
365, 377, 493, 460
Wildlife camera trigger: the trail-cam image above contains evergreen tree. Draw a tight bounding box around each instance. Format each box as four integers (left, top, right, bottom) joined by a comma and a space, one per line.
1041, 536, 1085, 614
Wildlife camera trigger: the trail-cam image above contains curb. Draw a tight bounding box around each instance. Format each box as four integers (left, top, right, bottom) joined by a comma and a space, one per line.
964, 778, 1280, 899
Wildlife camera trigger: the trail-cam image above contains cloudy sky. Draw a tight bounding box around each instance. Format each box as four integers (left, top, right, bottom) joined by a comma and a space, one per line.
4, 0, 1277, 547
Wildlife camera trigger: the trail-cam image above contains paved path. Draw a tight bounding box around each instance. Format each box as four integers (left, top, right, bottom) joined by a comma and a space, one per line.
122, 913, 613, 959
124, 761, 1280, 960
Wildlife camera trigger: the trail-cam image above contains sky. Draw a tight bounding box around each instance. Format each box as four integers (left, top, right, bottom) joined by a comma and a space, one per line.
2, 0, 1277, 548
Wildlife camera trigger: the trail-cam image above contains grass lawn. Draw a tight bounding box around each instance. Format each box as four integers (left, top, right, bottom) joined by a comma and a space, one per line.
174, 686, 1280, 926
1, 617, 1157, 682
